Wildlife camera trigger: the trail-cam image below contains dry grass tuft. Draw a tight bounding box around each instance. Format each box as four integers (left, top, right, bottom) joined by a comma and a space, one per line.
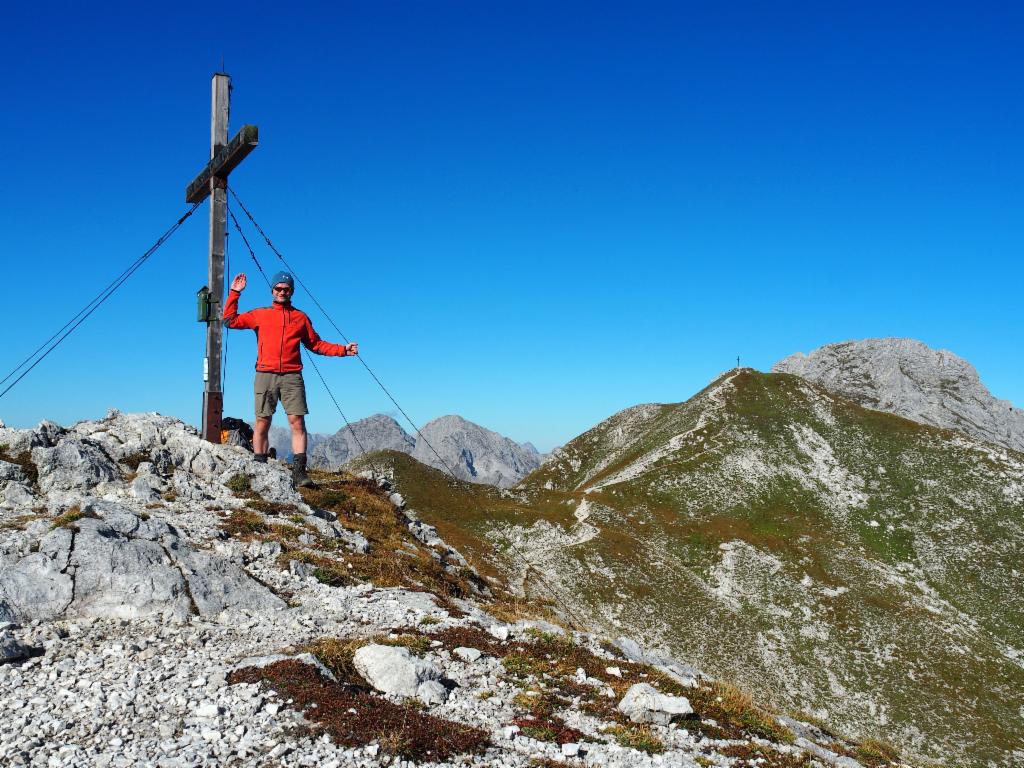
224, 474, 252, 494
373, 633, 432, 656
686, 680, 795, 744
855, 737, 901, 766
0, 513, 41, 531
244, 498, 301, 516
603, 724, 665, 754
303, 637, 364, 685
51, 506, 98, 530
219, 509, 269, 538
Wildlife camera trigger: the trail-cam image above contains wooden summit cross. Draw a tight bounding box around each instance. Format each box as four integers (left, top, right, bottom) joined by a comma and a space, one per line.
185, 72, 258, 443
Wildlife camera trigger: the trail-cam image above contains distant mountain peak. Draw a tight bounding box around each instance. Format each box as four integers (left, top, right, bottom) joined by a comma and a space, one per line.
773, 337, 1024, 452
309, 413, 543, 487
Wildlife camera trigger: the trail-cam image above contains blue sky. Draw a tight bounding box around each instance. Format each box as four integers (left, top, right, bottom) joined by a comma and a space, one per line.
1, 2, 1021, 451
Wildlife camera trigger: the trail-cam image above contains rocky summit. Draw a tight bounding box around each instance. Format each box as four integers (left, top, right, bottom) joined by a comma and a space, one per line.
311, 414, 543, 488
773, 337, 1024, 452
364, 369, 1024, 768
0, 409, 879, 768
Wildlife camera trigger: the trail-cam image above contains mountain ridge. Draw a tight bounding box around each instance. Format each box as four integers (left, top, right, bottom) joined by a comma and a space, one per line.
368, 368, 1024, 768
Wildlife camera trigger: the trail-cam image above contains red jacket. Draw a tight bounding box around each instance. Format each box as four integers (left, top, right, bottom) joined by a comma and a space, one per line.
223, 290, 348, 372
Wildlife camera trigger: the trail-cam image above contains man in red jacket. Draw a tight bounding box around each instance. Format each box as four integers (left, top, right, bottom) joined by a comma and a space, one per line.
223, 270, 358, 487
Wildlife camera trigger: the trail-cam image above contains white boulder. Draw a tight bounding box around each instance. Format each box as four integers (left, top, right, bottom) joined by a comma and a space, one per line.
453, 646, 482, 663
617, 682, 692, 725
352, 644, 442, 699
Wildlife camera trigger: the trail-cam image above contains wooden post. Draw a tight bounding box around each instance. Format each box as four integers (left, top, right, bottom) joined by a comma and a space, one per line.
185, 74, 258, 443
202, 73, 230, 443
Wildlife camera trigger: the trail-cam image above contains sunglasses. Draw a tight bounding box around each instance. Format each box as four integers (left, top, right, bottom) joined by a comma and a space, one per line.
272, 285, 293, 293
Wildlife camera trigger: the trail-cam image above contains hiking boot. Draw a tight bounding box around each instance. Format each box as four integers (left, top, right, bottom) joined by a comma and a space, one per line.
253, 453, 268, 464
291, 453, 316, 489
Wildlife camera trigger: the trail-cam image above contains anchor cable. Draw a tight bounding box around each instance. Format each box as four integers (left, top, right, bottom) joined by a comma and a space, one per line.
0, 201, 203, 402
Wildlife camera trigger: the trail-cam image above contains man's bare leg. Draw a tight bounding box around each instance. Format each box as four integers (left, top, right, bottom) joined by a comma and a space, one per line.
287, 414, 307, 456
254, 416, 272, 455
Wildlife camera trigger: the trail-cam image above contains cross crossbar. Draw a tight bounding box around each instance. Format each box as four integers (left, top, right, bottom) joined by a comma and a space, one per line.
185, 124, 259, 203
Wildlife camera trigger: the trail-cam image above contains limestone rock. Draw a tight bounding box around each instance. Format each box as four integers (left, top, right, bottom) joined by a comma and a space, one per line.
0, 506, 283, 622
0, 630, 32, 663
167, 541, 286, 616
352, 644, 443, 698
407, 519, 443, 548
617, 682, 692, 725
67, 517, 195, 621
0, 527, 74, 622
416, 679, 449, 704
32, 438, 120, 493
453, 647, 482, 663
0, 461, 26, 483
0, 481, 35, 510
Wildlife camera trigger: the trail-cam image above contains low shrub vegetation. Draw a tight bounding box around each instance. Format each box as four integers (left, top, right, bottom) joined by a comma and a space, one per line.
224, 474, 252, 495
228, 659, 488, 761
244, 498, 301, 516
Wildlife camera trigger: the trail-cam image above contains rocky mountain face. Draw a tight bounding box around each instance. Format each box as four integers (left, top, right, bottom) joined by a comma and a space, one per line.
311, 414, 543, 488
308, 414, 414, 468
0, 410, 870, 768
412, 415, 543, 488
266, 426, 327, 460
773, 337, 1024, 452
370, 370, 1024, 768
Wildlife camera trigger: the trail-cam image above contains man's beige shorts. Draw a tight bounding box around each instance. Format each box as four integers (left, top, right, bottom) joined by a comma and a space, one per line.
254, 372, 308, 418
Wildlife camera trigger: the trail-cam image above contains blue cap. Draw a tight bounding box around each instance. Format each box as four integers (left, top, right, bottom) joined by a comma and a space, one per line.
270, 271, 294, 289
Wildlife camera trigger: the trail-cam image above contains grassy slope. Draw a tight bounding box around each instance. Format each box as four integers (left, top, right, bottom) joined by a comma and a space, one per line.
353, 371, 1024, 767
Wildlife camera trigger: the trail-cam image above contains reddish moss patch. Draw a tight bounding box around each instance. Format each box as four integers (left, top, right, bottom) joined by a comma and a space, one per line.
228, 659, 488, 761
219, 509, 269, 538
432, 625, 513, 655
245, 498, 301, 516
720, 743, 812, 767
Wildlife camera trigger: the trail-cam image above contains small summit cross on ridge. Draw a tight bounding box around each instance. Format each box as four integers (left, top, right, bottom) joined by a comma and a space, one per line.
184, 72, 259, 443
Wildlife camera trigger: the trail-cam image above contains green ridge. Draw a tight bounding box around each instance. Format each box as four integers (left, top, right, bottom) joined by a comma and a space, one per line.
351, 369, 1024, 767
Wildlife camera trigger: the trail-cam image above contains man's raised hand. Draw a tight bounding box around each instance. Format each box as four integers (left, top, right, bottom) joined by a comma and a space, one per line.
346, 343, 359, 356
230, 274, 247, 292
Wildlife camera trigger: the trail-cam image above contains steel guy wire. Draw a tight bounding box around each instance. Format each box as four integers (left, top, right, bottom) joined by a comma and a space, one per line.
0, 202, 203, 402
